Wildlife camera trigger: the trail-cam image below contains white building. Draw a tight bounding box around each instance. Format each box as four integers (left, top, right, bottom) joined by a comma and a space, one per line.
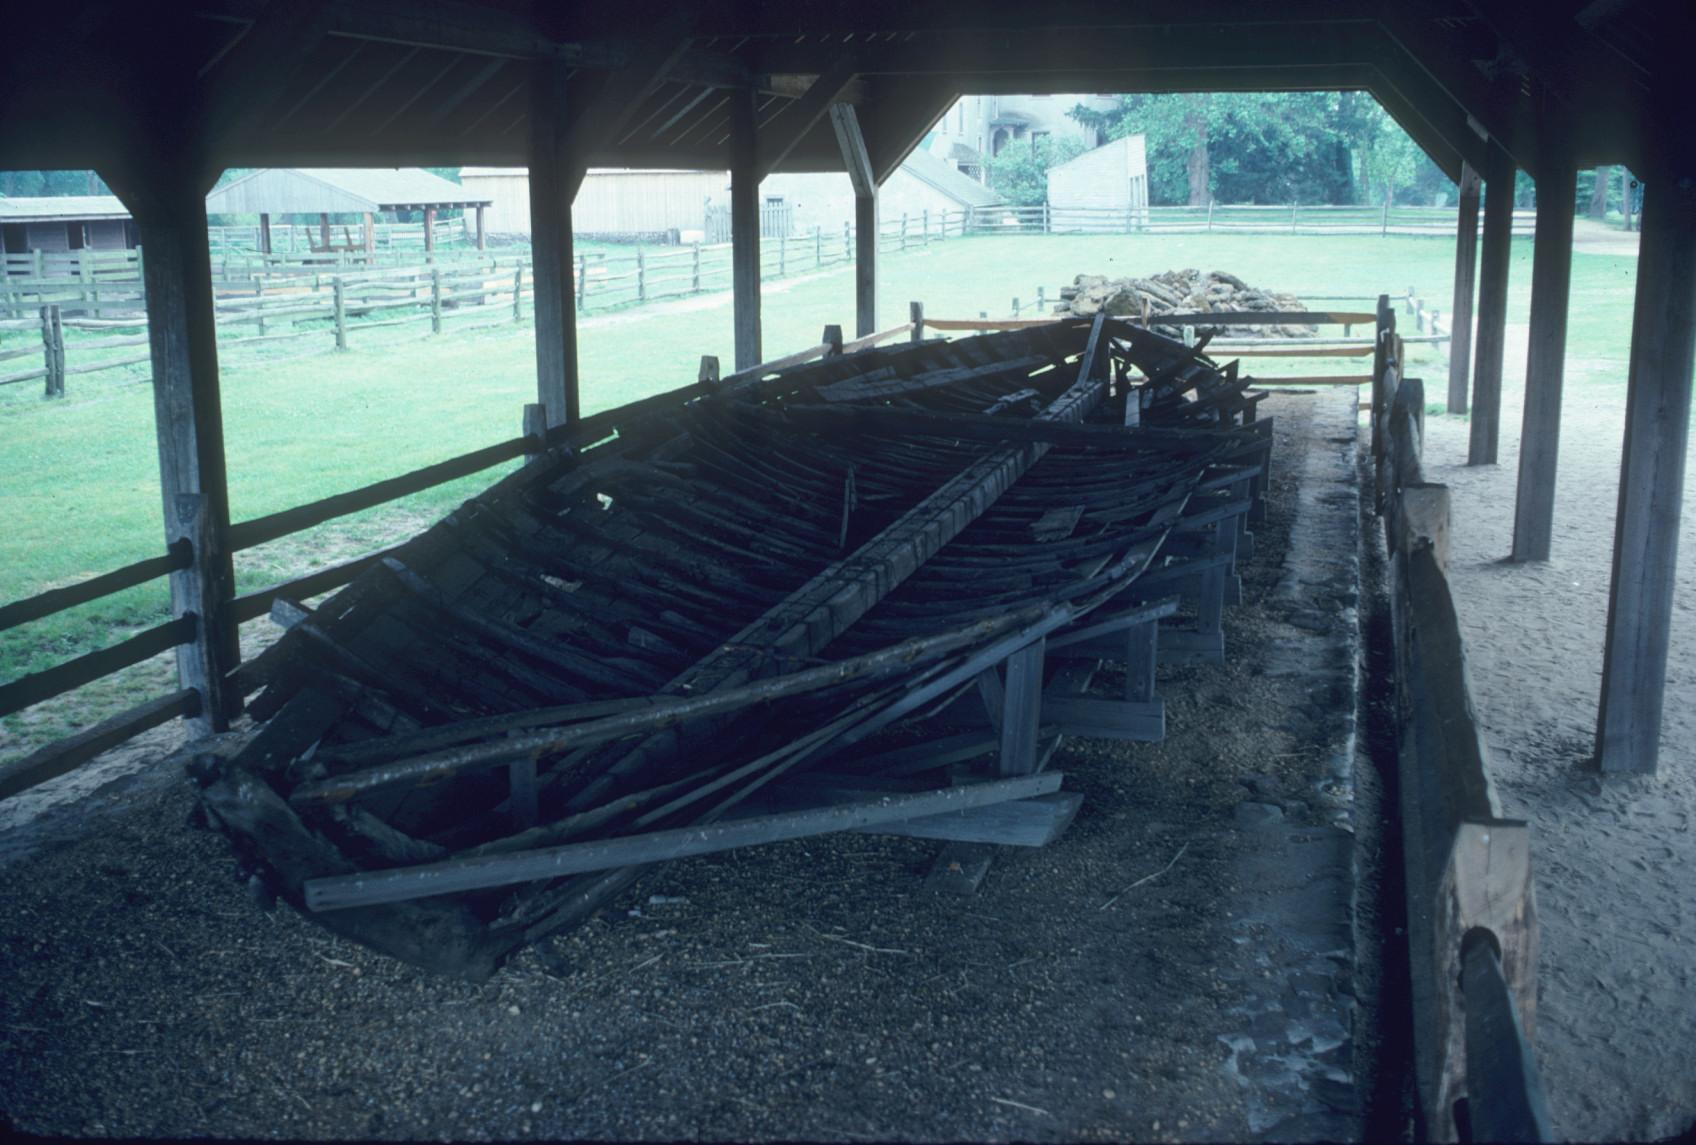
1046, 135, 1151, 231
924, 94, 1121, 181
759, 149, 1003, 239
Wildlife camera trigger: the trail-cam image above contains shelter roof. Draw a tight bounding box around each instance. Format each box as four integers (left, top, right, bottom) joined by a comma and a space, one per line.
0, 196, 131, 223
899, 149, 1003, 209
205, 168, 492, 216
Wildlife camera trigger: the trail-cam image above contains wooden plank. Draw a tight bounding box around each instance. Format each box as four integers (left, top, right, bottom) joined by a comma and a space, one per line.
229, 540, 408, 624
1469, 140, 1516, 466
829, 103, 877, 338
0, 617, 196, 719
227, 436, 528, 550
997, 639, 1045, 774
1448, 161, 1481, 413
0, 689, 198, 801
527, 58, 578, 428
1510, 132, 1575, 563
0, 543, 190, 632
301, 772, 1063, 910
1597, 175, 1696, 774
1148, 309, 1375, 326
731, 86, 762, 370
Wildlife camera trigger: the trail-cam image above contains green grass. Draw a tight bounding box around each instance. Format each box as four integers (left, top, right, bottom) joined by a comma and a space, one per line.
0, 231, 1641, 759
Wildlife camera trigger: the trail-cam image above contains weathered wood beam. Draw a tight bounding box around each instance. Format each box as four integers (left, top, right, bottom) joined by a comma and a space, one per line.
830, 103, 877, 338
730, 85, 762, 371
527, 58, 578, 428
1510, 97, 1576, 562
1468, 139, 1515, 466
862, 77, 957, 186
755, 54, 859, 177
1448, 161, 1482, 414
1596, 174, 1696, 774
561, 34, 694, 200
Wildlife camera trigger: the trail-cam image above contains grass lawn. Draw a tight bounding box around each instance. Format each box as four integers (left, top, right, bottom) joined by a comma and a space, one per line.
0, 231, 1639, 758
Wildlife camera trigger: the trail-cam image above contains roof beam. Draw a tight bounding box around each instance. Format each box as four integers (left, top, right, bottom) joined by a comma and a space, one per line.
561, 34, 695, 198
754, 54, 860, 177
199, 0, 334, 175
860, 77, 958, 186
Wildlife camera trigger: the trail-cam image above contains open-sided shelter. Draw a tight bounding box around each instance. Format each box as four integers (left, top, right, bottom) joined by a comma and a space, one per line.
203, 167, 493, 252
0, 0, 1690, 787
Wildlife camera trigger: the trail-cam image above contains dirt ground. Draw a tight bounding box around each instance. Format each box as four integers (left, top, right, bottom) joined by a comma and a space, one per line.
0, 392, 1372, 1142
1419, 338, 1696, 1142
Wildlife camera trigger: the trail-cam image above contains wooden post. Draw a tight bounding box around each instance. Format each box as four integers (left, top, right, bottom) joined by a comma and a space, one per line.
512, 266, 523, 321
1596, 173, 1696, 774
814, 225, 823, 270
258, 212, 272, 255
79, 253, 93, 314
40, 305, 64, 398
430, 267, 443, 334
923, 207, 930, 244
333, 277, 347, 350
900, 211, 908, 252
423, 206, 436, 256
112, 163, 237, 733
1206, 199, 1214, 232
1621, 168, 1634, 232
831, 102, 877, 338
997, 639, 1046, 776
822, 324, 843, 357
363, 212, 374, 254
691, 242, 702, 292
255, 278, 267, 336
730, 85, 762, 371
842, 219, 851, 262
1381, 196, 1390, 236
528, 58, 579, 428
1448, 161, 1481, 413
576, 253, 587, 311
1469, 140, 1515, 466
319, 212, 330, 250
910, 300, 924, 343
698, 355, 719, 384
522, 402, 548, 463
778, 232, 786, 277
1511, 128, 1576, 563
636, 248, 647, 302
474, 204, 486, 251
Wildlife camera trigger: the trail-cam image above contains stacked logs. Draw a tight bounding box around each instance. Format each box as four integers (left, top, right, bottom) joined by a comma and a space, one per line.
1056, 269, 1318, 339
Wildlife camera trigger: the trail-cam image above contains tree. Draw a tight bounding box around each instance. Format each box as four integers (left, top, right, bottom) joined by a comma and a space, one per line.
1070, 91, 1442, 207
985, 136, 1086, 205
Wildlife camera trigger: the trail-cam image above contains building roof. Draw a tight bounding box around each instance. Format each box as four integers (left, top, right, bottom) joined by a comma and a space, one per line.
899, 148, 1003, 209
0, 195, 130, 223
205, 168, 492, 216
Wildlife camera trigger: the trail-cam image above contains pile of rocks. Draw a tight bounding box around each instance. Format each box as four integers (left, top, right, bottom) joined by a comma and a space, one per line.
1056, 269, 1318, 338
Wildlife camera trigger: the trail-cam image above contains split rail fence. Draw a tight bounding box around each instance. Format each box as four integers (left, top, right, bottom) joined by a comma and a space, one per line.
1370, 295, 1550, 1142
965, 202, 1538, 237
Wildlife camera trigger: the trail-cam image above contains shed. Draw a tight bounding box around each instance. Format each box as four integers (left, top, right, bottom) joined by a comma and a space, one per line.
1046, 136, 1150, 232
203, 168, 493, 253
0, 195, 136, 258
763, 148, 1003, 240
460, 167, 729, 241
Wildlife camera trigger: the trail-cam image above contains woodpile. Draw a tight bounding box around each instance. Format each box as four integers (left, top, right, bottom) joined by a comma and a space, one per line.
1057, 269, 1318, 339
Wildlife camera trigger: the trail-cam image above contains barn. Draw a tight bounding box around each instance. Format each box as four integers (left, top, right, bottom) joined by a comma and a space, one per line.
203, 167, 493, 252
0, 195, 137, 259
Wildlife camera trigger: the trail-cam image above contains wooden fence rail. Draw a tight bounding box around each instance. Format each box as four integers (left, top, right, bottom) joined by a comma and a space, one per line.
1371, 296, 1549, 1142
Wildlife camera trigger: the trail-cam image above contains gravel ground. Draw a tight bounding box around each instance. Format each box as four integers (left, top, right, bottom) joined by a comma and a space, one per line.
0, 391, 1370, 1142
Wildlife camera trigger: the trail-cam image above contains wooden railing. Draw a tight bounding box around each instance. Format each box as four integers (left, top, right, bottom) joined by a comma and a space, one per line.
1370, 295, 1550, 1142
963, 202, 1540, 237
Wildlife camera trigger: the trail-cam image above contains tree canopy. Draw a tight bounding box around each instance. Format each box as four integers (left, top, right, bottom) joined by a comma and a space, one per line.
1068, 92, 1451, 207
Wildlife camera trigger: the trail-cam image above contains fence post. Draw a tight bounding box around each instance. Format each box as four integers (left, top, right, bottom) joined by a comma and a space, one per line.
822, 324, 843, 357
333, 277, 347, 350
32, 248, 44, 282
637, 249, 647, 302
431, 267, 443, 333
900, 213, 908, 252
910, 300, 924, 343
79, 252, 94, 313
1407, 286, 1417, 316
1382, 198, 1391, 236
1012, 296, 1020, 317
1043, 201, 1051, 233
512, 266, 524, 322
814, 226, 823, 270
1207, 200, 1215, 232
777, 234, 786, 277
843, 220, 851, 262
40, 304, 65, 398
1291, 203, 1299, 234
923, 208, 930, 245
522, 402, 548, 464
576, 253, 587, 311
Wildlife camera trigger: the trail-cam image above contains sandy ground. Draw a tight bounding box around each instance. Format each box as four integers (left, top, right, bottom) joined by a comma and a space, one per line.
1418, 335, 1696, 1141
0, 393, 1375, 1142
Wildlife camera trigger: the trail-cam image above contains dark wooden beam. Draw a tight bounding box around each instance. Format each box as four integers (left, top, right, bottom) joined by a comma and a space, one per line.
730, 85, 761, 371
561, 33, 694, 200
1468, 139, 1516, 466
528, 59, 578, 428
1596, 174, 1696, 774
754, 53, 859, 177
831, 103, 877, 339
199, 0, 334, 179
1510, 95, 1576, 562
1367, 78, 1464, 183
1448, 161, 1482, 413
861, 77, 957, 186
